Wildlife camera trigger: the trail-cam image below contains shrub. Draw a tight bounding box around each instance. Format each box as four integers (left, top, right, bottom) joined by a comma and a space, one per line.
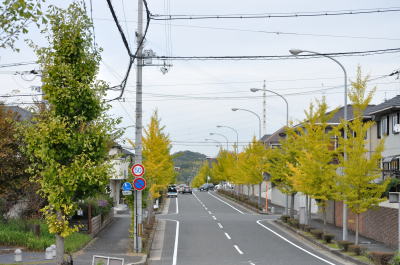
304, 226, 313, 232
348, 245, 366, 256
337, 240, 353, 252
369, 251, 395, 265
310, 229, 323, 239
390, 252, 400, 265
290, 219, 300, 228
280, 215, 290, 223
322, 233, 335, 244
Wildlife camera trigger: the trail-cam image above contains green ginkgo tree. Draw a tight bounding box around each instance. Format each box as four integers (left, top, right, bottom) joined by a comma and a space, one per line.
23, 3, 118, 264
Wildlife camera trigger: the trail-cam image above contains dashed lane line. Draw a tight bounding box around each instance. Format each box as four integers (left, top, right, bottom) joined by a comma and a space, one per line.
225, 232, 231, 240
212, 216, 217, 220
217, 222, 223, 229
234, 245, 244, 255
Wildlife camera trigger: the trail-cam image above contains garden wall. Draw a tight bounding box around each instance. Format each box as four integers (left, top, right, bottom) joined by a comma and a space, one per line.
334, 201, 397, 248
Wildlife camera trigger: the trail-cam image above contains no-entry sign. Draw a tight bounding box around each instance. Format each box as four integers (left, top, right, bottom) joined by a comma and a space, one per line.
133, 177, 147, 191
131, 164, 145, 177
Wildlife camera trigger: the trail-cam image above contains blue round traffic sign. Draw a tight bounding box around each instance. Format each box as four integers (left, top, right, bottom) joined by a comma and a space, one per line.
133, 177, 146, 191
122, 182, 132, 191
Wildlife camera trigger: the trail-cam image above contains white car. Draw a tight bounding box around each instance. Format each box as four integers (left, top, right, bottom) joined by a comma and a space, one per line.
167, 187, 178, 198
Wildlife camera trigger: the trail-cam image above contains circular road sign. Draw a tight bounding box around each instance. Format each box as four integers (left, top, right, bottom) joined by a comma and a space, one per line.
122, 182, 132, 191
131, 164, 145, 177
133, 177, 147, 191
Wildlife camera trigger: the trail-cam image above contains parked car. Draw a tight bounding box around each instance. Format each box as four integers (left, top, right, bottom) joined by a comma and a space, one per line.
199, 183, 214, 191
167, 186, 178, 198
182, 186, 192, 194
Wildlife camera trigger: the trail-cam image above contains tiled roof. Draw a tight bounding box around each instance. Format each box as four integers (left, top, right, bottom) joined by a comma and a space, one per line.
366, 95, 400, 115
327, 104, 375, 123
1, 105, 33, 121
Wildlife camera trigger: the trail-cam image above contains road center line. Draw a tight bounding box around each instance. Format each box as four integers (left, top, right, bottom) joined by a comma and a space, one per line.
224, 232, 231, 240
256, 220, 336, 265
234, 245, 244, 255
175, 197, 179, 214
212, 215, 217, 220
208, 211, 212, 214
217, 222, 223, 229
208, 192, 245, 214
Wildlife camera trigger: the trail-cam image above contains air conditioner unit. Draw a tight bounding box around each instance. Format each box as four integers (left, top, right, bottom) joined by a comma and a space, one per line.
394, 124, 400, 133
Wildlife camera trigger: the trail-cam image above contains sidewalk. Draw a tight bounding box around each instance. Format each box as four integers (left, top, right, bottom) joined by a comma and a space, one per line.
310, 218, 395, 253
0, 212, 145, 265
73, 211, 145, 265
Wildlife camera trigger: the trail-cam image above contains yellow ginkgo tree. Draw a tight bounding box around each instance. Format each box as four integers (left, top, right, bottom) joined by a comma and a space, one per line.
336, 67, 388, 245
142, 111, 176, 217
288, 98, 339, 229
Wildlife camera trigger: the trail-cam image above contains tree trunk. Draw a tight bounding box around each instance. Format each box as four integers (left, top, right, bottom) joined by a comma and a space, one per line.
290, 193, 295, 218
56, 234, 64, 265
147, 195, 153, 225
285, 194, 289, 215
355, 214, 359, 245
305, 195, 309, 225
323, 203, 327, 234
308, 196, 312, 225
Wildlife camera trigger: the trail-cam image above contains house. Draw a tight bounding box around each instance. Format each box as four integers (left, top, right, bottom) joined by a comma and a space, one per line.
1, 105, 33, 121
366, 95, 400, 179
108, 144, 134, 206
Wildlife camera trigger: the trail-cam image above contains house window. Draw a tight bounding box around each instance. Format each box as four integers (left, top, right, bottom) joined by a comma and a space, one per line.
377, 120, 381, 139
393, 113, 400, 134
391, 159, 399, 171
381, 116, 389, 136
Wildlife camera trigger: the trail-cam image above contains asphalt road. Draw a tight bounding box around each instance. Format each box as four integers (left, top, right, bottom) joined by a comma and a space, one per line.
149, 191, 352, 265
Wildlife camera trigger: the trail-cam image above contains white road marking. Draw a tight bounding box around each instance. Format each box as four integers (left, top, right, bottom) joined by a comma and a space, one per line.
256, 220, 336, 265
208, 192, 245, 214
225, 232, 231, 240
204, 207, 208, 210
234, 245, 244, 255
208, 211, 212, 215
212, 216, 217, 220
176, 197, 179, 214
217, 223, 223, 229
164, 219, 180, 265
248, 261, 256, 265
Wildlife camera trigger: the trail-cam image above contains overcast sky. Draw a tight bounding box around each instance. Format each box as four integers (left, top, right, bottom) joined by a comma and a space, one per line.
1, 0, 400, 157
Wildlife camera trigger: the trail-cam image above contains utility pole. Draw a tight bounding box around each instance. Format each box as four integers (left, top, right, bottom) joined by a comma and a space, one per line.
134, 0, 144, 253
262, 80, 266, 136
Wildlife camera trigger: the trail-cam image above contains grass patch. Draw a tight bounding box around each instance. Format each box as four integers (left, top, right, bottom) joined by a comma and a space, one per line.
343, 252, 373, 264
0, 219, 91, 252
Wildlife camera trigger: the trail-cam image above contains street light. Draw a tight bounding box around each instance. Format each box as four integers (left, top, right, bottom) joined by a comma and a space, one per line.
231, 108, 261, 139
250, 88, 289, 126
217, 125, 239, 153
209, 132, 229, 150
205, 138, 223, 149
250, 88, 289, 214
289, 48, 348, 240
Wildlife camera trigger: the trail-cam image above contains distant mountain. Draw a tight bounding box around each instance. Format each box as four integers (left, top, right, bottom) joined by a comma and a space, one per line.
173, 150, 207, 184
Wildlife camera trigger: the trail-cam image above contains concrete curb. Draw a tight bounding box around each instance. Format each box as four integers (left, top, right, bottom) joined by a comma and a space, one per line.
275, 220, 371, 265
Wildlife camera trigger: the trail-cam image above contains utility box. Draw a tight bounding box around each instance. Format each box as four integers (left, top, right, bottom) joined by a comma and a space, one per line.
389, 192, 400, 203
299, 207, 307, 225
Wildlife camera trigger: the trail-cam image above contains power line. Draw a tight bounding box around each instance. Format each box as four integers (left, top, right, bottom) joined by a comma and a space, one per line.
146, 48, 400, 61
94, 17, 400, 42
151, 7, 400, 20
105, 0, 151, 102
0, 61, 37, 68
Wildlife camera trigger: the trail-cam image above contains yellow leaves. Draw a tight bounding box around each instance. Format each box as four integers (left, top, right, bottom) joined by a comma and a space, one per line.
142, 111, 175, 198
